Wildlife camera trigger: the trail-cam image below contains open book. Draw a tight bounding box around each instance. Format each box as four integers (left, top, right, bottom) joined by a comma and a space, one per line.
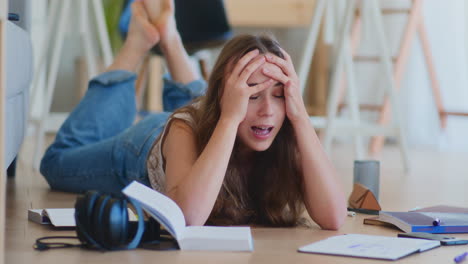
28, 208, 75, 227
298, 234, 440, 261
122, 181, 253, 251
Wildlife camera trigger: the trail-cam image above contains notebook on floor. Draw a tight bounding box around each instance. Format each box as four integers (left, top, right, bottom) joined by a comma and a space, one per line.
298, 234, 440, 261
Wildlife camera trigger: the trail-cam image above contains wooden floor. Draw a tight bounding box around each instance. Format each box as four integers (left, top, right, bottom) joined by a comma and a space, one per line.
5, 135, 468, 263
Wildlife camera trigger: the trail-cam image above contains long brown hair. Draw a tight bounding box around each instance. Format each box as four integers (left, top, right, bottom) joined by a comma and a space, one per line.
171, 34, 305, 226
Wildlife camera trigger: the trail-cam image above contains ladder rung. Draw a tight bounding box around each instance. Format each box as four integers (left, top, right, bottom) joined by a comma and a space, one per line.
355, 8, 411, 16
441, 111, 468, 117
309, 116, 400, 136
339, 103, 382, 112
338, 105, 468, 118
354, 56, 398, 63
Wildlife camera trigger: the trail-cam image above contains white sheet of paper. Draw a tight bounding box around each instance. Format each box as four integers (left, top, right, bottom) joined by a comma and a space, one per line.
298, 234, 440, 261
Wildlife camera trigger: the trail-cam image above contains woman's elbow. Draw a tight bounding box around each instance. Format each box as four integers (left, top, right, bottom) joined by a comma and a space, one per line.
319, 209, 347, 230
319, 218, 344, 231
184, 213, 208, 226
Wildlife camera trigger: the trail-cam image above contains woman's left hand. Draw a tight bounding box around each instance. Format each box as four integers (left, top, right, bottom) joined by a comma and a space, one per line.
263, 48, 309, 125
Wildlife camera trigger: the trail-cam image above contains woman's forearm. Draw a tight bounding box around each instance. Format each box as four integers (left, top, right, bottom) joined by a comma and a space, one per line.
292, 116, 347, 230
171, 118, 238, 225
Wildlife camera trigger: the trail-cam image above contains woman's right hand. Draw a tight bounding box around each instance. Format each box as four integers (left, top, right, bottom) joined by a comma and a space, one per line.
220, 50, 275, 125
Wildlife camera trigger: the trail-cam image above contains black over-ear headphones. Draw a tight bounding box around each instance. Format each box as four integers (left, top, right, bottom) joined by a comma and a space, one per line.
34, 191, 177, 251
74, 191, 145, 250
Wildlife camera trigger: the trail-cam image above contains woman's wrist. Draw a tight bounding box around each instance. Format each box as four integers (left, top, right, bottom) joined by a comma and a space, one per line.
290, 108, 310, 128
289, 107, 309, 126
218, 115, 241, 130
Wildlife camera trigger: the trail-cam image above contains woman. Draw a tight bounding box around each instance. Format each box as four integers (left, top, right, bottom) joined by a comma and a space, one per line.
40, 0, 347, 230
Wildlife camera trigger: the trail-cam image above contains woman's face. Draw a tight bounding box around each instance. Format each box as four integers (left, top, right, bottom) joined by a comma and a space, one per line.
237, 53, 286, 152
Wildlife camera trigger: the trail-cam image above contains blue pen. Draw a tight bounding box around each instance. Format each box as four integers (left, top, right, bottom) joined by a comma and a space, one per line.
454, 252, 468, 263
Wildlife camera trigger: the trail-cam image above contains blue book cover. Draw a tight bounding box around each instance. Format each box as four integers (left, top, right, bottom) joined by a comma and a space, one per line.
379, 211, 468, 234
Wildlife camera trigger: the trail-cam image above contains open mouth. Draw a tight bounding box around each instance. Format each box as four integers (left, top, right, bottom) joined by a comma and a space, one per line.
251, 126, 273, 136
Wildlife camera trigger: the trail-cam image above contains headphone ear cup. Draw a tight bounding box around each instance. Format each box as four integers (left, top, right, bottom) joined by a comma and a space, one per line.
92, 195, 111, 248
103, 198, 128, 248
75, 191, 100, 245
120, 199, 129, 245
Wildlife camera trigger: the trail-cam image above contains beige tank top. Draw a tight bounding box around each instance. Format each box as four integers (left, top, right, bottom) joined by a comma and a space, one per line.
146, 112, 194, 193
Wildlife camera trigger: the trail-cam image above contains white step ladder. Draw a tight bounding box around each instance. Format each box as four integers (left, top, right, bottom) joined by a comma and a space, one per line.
29, 0, 113, 169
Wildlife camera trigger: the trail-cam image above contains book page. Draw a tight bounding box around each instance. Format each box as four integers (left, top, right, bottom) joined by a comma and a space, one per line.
44, 209, 75, 227
421, 212, 468, 225
298, 234, 440, 260
123, 181, 185, 239
181, 226, 253, 251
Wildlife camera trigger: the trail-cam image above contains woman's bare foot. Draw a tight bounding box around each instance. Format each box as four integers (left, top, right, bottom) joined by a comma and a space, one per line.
126, 1, 161, 54
143, 0, 179, 48
143, 0, 199, 84
107, 1, 160, 72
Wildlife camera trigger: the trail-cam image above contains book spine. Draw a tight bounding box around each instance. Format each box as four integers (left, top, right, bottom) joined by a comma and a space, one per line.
412, 226, 436, 233
413, 226, 468, 234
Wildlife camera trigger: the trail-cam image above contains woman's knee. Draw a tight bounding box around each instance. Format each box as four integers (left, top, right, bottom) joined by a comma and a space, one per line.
39, 148, 66, 191
40, 148, 56, 177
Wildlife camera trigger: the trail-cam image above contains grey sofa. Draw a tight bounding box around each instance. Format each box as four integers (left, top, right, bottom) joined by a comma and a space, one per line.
5, 19, 33, 176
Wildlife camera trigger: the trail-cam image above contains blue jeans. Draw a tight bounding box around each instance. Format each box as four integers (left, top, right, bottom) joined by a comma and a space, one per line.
40, 70, 206, 194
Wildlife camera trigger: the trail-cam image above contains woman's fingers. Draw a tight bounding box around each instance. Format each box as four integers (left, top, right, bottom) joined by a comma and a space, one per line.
262, 66, 289, 85
265, 54, 294, 77
279, 47, 293, 63
238, 55, 266, 84
231, 49, 260, 77
251, 79, 275, 94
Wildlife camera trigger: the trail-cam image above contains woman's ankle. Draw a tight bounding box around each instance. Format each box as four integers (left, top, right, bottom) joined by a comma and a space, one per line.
107, 43, 146, 72
160, 33, 183, 54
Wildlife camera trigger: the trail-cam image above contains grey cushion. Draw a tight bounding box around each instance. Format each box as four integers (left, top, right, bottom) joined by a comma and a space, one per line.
5, 21, 33, 168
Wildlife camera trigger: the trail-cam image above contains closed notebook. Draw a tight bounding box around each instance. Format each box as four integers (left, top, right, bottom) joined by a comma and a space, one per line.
378, 211, 468, 233
298, 234, 440, 261
364, 205, 468, 231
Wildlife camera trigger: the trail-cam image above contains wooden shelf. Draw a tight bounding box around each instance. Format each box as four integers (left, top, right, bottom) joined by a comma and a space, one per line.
225, 0, 316, 27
